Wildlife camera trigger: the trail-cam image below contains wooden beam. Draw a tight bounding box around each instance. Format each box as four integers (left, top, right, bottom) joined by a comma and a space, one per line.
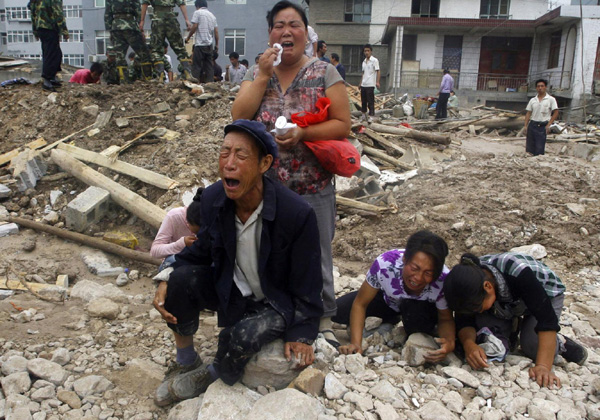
361, 145, 414, 171
57, 143, 178, 190
369, 123, 451, 146
0, 138, 47, 167
9, 216, 162, 266
336, 196, 388, 213
50, 149, 166, 229
0, 277, 56, 292
364, 128, 406, 155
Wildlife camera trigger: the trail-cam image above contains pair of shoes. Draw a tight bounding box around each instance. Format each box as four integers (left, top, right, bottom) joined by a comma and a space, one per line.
49, 78, 62, 87
319, 317, 340, 348
42, 78, 56, 92
561, 336, 588, 365
154, 354, 203, 406
168, 363, 214, 401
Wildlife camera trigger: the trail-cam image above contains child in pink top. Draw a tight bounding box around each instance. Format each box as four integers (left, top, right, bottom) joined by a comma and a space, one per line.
151, 189, 203, 267
69, 63, 104, 84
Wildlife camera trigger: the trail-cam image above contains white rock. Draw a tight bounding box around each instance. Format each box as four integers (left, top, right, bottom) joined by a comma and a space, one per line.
246, 388, 324, 420
368, 380, 397, 402
528, 403, 558, 419
510, 244, 547, 259
241, 340, 301, 390
86, 298, 120, 320
343, 391, 373, 411
481, 407, 505, 420
557, 407, 583, 420
27, 359, 67, 386
42, 211, 59, 225
401, 333, 439, 366
417, 401, 459, 420
49, 190, 63, 207
0, 372, 31, 395
441, 390, 464, 413
374, 401, 401, 420
504, 396, 530, 416
167, 397, 202, 420
442, 366, 481, 388
197, 380, 260, 420
572, 320, 596, 336
1, 355, 28, 376
423, 373, 448, 386
324, 373, 348, 400
50, 348, 71, 366
364, 317, 382, 331
30, 386, 56, 402
70, 279, 128, 303
344, 353, 367, 375
8, 407, 32, 420
72, 375, 114, 397
314, 337, 338, 363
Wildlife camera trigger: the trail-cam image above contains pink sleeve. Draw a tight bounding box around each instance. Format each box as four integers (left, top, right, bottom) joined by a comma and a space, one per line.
150, 211, 188, 258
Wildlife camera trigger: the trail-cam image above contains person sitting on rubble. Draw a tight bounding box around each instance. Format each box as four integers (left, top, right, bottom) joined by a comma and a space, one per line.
443, 252, 588, 389
334, 230, 455, 363
150, 188, 204, 271
69, 62, 104, 84
447, 90, 459, 117
151, 119, 323, 406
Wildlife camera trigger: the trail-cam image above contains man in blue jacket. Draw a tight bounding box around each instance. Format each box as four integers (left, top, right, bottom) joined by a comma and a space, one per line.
152, 119, 323, 406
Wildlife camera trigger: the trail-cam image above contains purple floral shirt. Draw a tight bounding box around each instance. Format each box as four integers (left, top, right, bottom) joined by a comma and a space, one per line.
245, 58, 343, 195
366, 249, 449, 311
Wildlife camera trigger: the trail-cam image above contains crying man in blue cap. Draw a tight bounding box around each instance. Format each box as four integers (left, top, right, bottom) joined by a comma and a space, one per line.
152, 119, 324, 406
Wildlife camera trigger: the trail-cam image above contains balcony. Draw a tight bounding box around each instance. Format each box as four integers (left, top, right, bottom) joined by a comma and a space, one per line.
397, 70, 571, 92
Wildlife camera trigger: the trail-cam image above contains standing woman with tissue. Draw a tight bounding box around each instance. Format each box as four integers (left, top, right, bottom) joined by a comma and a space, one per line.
231, 0, 351, 347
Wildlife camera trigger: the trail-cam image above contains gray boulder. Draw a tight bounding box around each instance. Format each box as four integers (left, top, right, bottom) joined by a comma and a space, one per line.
241, 340, 300, 390
246, 388, 324, 420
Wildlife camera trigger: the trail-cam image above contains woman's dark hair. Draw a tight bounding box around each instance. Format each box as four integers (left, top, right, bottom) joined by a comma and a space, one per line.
404, 230, 448, 280
443, 253, 488, 314
186, 187, 204, 226
266, 1, 308, 30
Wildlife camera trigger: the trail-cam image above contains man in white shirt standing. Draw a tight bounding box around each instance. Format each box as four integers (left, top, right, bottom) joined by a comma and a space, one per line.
360, 44, 380, 123
524, 79, 559, 156
304, 25, 318, 58
185, 0, 218, 83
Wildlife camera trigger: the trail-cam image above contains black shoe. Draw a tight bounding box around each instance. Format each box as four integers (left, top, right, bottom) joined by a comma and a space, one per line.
49, 78, 62, 87
562, 336, 587, 365
42, 79, 56, 92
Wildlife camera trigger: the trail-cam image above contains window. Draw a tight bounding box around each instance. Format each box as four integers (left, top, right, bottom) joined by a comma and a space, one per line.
480, 0, 510, 19
7, 31, 35, 44
63, 5, 83, 18
7, 7, 30, 21
95, 0, 105, 7
344, 0, 371, 23
224, 29, 245, 56
96, 30, 111, 55
0, 9, 6, 22
341, 45, 364, 74
411, 0, 439, 17
402, 35, 417, 60
547, 30, 561, 69
18, 54, 42, 60
61, 30, 83, 43
63, 54, 85, 67
1, 33, 7, 45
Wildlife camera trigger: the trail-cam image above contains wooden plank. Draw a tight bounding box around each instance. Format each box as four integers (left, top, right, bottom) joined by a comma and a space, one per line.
57, 143, 178, 190
0, 138, 47, 167
100, 145, 122, 157
364, 128, 406, 155
0, 277, 55, 293
362, 145, 414, 171
56, 275, 69, 288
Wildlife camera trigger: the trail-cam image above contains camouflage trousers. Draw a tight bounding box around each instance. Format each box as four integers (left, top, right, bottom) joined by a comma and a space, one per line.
102, 60, 119, 85
150, 12, 188, 63
111, 29, 151, 67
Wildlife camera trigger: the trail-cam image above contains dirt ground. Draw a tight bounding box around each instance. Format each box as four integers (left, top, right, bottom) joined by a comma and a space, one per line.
0, 80, 599, 418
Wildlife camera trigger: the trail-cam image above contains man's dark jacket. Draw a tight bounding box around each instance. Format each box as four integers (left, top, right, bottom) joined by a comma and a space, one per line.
173, 177, 324, 343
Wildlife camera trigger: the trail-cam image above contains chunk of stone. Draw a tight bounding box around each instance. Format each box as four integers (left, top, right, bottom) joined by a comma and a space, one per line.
374, 401, 401, 420
368, 379, 397, 402
566, 203, 585, 216
57, 390, 82, 409
246, 388, 324, 420
418, 401, 460, 420
0, 222, 19, 237
441, 390, 464, 413
510, 244, 547, 259
401, 332, 439, 366
153, 102, 171, 113
344, 353, 367, 375
72, 375, 114, 398
167, 397, 202, 420
51, 348, 71, 366
82, 105, 99, 117
314, 337, 338, 363
115, 273, 129, 287
0, 184, 12, 198
441, 366, 481, 388
197, 380, 260, 419
80, 250, 124, 277
2, 355, 29, 375
42, 211, 59, 225
324, 373, 348, 400
27, 358, 67, 386
241, 340, 301, 390
115, 118, 130, 128
70, 279, 128, 303
364, 316, 382, 331
86, 298, 120, 320
30, 386, 56, 402
343, 391, 373, 411
0, 371, 31, 395
289, 367, 325, 396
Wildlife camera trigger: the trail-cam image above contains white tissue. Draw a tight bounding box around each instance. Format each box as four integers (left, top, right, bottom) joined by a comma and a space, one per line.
274, 116, 297, 136
273, 43, 283, 67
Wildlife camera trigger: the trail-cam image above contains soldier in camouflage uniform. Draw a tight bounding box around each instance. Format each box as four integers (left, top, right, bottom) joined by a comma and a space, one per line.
139, 0, 197, 82
105, 0, 152, 82
128, 52, 143, 82
28, 0, 68, 91
102, 46, 119, 85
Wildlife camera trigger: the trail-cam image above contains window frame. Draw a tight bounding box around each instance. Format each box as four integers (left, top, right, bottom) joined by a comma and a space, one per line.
480, 0, 510, 19
7, 30, 35, 44
63, 5, 83, 18
344, 0, 372, 23
547, 30, 561, 69
95, 30, 111, 55
341, 45, 364, 74
6, 7, 30, 22
63, 54, 85, 67
224, 28, 246, 56
95, 0, 106, 8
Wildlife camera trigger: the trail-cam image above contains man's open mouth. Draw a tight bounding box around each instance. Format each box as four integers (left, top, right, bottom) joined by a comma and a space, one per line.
225, 178, 240, 187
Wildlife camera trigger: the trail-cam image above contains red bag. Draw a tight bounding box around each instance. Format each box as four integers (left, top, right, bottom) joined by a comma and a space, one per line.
291, 98, 360, 177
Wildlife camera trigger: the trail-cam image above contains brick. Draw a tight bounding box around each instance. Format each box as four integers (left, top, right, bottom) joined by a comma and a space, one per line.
10, 150, 47, 192
65, 186, 110, 232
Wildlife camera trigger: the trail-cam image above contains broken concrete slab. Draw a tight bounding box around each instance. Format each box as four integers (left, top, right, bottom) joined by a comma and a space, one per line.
0, 184, 12, 198
92, 111, 113, 130
65, 186, 110, 232
80, 250, 125, 277
9, 150, 47, 191
0, 223, 19, 237
564, 142, 600, 162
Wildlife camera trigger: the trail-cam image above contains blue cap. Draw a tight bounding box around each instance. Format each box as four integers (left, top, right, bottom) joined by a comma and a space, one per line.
224, 120, 278, 164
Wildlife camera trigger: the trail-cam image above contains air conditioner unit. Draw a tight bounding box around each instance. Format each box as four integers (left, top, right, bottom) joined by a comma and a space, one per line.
88, 54, 97, 63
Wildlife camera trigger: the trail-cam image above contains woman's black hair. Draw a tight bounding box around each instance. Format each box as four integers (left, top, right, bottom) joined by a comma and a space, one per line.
186, 187, 204, 226
404, 230, 449, 280
443, 253, 488, 314
266, 1, 308, 30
